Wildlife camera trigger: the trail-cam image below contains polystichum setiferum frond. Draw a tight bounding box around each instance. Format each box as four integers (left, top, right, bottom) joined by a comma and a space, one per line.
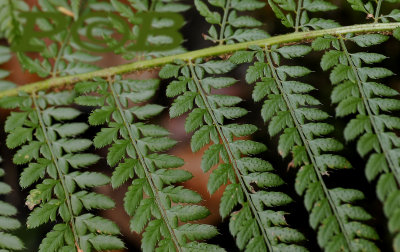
1, 0, 400, 251
75, 75, 221, 252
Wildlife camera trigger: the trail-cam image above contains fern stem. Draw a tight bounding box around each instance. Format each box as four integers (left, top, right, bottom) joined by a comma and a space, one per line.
52, 32, 73, 77
149, 0, 157, 12
374, 0, 383, 23
31, 92, 80, 251
1, 23, 399, 98
108, 78, 182, 252
188, 61, 275, 251
264, 48, 354, 251
295, 0, 304, 32
52, 0, 87, 77
339, 37, 400, 185
218, 0, 232, 45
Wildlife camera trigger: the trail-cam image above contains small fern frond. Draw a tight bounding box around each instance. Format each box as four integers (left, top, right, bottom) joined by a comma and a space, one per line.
1, 91, 123, 252
346, 0, 400, 23
233, 43, 379, 251
0, 0, 27, 42
161, 58, 308, 251
318, 33, 400, 251
0, 158, 24, 251
0, 45, 16, 91
75, 75, 220, 252
268, 0, 339, 31
194, 0, 268, 45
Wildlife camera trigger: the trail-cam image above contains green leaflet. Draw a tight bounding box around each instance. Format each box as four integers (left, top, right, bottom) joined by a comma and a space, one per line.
161, 57, 307, 251
76, 75, 219, 251
322, 34, 400, 251
239, 43, 378, 251
2, 91, 122, 252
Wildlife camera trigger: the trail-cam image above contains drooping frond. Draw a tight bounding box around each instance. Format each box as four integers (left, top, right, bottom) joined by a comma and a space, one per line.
160, 58, 308, 251
0, 91, 124, 252
230, 43, 379, 251
317, 33, 400, 251
75, 75, 221, 252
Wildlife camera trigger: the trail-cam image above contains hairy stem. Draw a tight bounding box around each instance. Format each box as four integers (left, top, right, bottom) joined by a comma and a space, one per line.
265, 48, 354, 251
339, 37, 400, 185
31, 93, 80, 250
188, 61, 274, 251
108, 78, 182, 252
0, 23, 399, 98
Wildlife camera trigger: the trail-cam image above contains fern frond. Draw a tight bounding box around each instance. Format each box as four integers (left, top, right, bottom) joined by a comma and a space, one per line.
233, 43, 379, 251
161, 59, 308, 251
194, 0, 268, 45
2, 91, 123, 252
75, 75, 221, 252
0, 159, 24, 251
268, 0, 339, 31
318, 33, 400, 251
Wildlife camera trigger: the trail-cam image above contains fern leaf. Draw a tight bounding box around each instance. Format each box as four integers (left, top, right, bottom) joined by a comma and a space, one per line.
320, 33, 400, 251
